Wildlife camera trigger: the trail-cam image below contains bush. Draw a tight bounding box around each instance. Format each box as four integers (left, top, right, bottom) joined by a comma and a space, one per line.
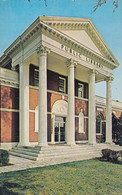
101, 149, 122, 164
0, 149, 9, 165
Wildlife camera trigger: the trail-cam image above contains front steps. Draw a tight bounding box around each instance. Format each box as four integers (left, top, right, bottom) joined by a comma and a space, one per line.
9, 144, 122, 162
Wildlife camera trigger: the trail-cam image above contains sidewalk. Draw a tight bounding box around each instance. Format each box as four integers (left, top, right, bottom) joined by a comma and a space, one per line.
0, 155, 63, 173
0, 154, 95, 174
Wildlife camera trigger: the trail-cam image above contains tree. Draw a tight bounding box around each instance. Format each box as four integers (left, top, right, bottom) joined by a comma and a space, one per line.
93, 0, 119, 12
26, 0, 119, 12
112, 113, 122, 145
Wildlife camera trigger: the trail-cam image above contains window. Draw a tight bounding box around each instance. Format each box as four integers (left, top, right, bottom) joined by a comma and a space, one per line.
59, 77, 66, 93
96, 114, 102, 134
34, 69, 39, 86
78, 83, 84, 98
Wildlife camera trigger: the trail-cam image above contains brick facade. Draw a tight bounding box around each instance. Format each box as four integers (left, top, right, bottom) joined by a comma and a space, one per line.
0, 68, 121, 144
0, 85, 19, 143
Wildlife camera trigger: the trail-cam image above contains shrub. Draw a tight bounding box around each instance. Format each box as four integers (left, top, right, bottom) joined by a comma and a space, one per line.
0, 149, 9, 165
101, 149, 122, 164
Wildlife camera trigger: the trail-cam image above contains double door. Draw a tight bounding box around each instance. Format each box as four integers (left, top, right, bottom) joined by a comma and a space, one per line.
54, 116, 65, 143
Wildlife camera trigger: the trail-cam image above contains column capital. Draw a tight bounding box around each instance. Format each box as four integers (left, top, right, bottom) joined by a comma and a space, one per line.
66, 59, 78, 68
89, 69, 98, 76
36, 45, 50, 55
105, 76, 114, 82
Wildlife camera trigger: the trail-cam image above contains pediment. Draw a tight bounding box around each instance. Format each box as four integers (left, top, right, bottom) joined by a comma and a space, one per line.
40, 16, 119, 65
61, 30, 102, 55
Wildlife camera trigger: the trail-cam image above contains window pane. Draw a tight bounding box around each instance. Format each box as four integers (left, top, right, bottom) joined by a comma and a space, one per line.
59, 77, 66, 93
96, 115, 101, 133
78, 83, 84, 97
34, 69, 39, 86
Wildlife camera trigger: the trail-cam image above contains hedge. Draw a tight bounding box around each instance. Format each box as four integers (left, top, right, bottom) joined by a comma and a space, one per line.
101, 149, 122, 164
0, 149, 9, 165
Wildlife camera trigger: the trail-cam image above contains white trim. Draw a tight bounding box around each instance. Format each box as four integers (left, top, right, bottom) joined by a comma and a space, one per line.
29, 110, 35, 113
0, 108, 19, 112
75, 115, 88, 118
76, 140, 88, 144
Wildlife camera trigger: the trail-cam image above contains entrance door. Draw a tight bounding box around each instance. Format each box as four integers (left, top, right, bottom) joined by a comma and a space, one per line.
54, 116, 65, 143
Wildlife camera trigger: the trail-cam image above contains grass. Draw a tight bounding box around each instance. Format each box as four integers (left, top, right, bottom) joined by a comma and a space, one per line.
0, 159, 122, 195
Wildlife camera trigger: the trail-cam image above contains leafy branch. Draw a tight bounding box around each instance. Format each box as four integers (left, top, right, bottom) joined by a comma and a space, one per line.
26, 0, 119, 12
93, 0, 119, 12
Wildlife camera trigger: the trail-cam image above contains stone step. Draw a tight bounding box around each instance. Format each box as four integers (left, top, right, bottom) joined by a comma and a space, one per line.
10, 149, 39, 157
37, 151, 101, 161
38, 150, 101, 158
12, 147, 41, 154
12, 145, 99, 155
10, 147, 100, 158
9, 151, 37, 161
9, 144, 121, 161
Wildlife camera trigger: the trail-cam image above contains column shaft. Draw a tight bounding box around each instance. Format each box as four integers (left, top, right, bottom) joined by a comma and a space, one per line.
38, 47, 48, 146
106, 79, 112, 143
66, 60, 76, 145
19, 63, 29, 146
88, 70, 96, 144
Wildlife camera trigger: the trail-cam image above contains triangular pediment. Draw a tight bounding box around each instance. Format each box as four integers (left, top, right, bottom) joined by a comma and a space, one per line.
40, 16, 119, 66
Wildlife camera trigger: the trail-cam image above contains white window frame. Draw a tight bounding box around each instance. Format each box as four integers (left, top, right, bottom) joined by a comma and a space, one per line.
34, 69, 39, 86
96, 115, 103, 135
78, 82, 84, 98
59, 76, 66, 93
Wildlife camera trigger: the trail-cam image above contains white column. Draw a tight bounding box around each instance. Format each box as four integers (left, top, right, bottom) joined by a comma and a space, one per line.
66, 59, 77, 145
88, 70, 96, 144
38, 46, 50, 146
106, 78, 113, 143
19, 62, 29, 146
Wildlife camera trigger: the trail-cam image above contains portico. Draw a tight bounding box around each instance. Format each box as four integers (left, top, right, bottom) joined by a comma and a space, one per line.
0, 16, 119, 150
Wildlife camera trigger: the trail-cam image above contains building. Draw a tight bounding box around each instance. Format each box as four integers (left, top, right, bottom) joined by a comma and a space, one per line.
0, 16, 122, 150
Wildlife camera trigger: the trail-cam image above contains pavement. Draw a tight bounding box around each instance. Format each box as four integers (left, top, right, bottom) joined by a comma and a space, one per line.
0, 155, 79, 174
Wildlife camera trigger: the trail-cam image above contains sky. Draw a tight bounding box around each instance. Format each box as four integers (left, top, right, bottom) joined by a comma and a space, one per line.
0, 0, 122, 102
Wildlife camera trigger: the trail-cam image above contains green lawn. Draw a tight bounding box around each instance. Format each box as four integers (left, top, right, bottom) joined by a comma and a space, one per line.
0, 159, 121, 195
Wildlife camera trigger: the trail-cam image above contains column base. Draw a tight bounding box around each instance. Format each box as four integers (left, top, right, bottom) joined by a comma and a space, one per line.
66, 142, 76, 146
38, 143, 48, 147
105, 141, 114, 145
18, 142, 30, 147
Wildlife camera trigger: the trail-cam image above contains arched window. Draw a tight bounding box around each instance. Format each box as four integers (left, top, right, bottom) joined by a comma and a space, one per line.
96, 113, 104, 134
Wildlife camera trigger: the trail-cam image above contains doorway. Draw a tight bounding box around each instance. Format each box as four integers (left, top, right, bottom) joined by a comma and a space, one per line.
54, 116, 65, 143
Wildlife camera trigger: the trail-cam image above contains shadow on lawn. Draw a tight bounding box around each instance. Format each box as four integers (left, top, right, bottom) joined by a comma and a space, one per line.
94, 157, 122, 165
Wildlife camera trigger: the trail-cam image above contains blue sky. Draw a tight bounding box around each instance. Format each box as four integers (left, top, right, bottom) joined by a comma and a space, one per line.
0, 0, 122, 102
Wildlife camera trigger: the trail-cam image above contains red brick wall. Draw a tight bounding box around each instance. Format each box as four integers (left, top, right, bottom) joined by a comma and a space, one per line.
0, 85, 19, 143
0, 85, 19, 109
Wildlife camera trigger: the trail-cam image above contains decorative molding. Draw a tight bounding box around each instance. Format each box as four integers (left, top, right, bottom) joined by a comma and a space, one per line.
0, 79, 19, 88
66, 58, 78, 68
36, 45, 50, 55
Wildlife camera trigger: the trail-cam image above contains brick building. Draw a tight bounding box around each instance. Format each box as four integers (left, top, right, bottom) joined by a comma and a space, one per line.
0, 16, 122, 150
